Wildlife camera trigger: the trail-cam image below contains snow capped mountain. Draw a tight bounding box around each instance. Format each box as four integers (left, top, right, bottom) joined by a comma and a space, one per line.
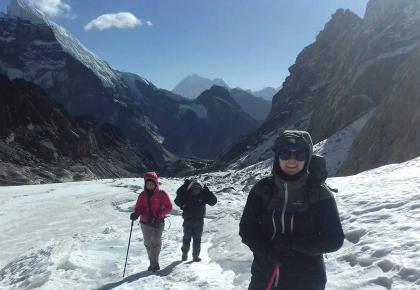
6, 0, 121, 88
1, 1, 260, 166
172, 74, 229, 99
1, 155, 419, 289
0, 0, 172, 171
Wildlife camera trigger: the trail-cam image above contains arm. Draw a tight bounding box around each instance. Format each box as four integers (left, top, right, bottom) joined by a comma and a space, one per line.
159, 191, 173, 219
174, 182, 190, 208
134, 193, 145, 217
239, 183, 269, 254
203, 186, 217, 206
291, 194, 344, 256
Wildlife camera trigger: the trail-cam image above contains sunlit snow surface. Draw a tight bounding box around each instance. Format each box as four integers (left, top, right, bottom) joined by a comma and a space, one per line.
1, 157, 420, 289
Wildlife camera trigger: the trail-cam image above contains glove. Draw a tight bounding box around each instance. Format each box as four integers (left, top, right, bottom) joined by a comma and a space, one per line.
269, 237, 293, 261
130, 212, 139, 221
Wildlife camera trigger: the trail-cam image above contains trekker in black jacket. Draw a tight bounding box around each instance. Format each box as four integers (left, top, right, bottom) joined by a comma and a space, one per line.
239, 130, 344, 290
175, 179, 217, 262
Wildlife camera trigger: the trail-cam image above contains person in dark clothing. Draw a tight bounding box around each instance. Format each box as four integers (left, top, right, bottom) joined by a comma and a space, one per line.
175, 179, 217, 262
239, 130, 345, 290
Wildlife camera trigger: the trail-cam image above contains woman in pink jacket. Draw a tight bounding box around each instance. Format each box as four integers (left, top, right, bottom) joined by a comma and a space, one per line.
130, 172, 172, 272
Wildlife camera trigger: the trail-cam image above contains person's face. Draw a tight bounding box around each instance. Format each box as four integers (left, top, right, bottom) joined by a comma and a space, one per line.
277, 146, 307, 176
145, 180, 156, 191
191, 185, 201, 195
279, 156, 305, 176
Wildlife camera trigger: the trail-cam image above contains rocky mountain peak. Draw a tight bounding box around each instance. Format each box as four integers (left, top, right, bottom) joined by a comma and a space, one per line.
315, 8, 361, 43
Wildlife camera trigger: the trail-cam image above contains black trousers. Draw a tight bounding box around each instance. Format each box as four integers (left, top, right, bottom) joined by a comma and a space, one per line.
181, 218, 204, 257
248, 252, 326, 290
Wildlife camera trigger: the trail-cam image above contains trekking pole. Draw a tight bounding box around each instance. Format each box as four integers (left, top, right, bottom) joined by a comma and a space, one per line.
123, 220, 134, 277
266, 263, 280, 290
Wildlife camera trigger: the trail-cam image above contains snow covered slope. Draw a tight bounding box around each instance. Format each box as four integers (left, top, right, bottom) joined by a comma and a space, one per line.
1, 157, 420, 289
224, 109, 374, 176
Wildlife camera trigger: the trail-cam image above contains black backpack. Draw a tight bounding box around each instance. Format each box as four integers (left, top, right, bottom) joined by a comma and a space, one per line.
307, 154, 338, 204
307, 154, 328, 186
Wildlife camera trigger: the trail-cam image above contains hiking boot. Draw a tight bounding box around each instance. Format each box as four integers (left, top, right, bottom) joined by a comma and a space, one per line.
148, 263, 160, 272
182, 253, 188, 261
193, 256, 201, 262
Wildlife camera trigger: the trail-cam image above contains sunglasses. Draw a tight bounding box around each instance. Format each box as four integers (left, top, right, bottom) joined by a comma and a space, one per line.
275, 146, 308, 161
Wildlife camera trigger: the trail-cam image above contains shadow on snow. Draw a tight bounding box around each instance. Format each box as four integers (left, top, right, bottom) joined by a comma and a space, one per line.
96, 260, 183, 290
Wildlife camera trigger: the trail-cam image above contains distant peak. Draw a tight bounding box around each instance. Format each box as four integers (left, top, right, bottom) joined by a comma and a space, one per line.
172, 74, 229, 99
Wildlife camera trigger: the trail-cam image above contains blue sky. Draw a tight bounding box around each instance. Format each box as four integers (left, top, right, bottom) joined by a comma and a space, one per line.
1, 0, 369, 91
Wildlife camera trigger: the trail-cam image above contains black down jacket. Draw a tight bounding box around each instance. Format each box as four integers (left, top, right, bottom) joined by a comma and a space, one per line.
175, 182, 217, 219
239, 174, 344, 289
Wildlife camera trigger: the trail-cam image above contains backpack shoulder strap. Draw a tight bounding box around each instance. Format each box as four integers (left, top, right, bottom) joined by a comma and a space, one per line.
307, 182, 335, 205
253, 176, 275, 205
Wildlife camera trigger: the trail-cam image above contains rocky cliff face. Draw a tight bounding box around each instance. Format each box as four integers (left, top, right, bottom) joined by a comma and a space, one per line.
0, 75, 157, 185
216, 0, 420, 175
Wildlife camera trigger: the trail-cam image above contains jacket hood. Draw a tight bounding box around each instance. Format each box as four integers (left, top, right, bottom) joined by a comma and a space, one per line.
272, 130, 314, 179
272, 130, 313, 157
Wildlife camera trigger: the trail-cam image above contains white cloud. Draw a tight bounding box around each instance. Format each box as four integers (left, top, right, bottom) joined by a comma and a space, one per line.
84, 12, 142, 31
30, 0, 71, 17
146, 20, 153, 26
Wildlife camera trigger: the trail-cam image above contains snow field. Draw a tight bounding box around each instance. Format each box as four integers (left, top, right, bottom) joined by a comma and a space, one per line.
1, 157, 420, 289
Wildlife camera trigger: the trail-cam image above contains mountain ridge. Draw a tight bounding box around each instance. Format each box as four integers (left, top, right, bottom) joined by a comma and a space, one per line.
215, 0, 420, 175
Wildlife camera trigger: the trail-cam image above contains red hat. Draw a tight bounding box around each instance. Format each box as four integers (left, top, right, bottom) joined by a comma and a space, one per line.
144, 172, 158, 183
